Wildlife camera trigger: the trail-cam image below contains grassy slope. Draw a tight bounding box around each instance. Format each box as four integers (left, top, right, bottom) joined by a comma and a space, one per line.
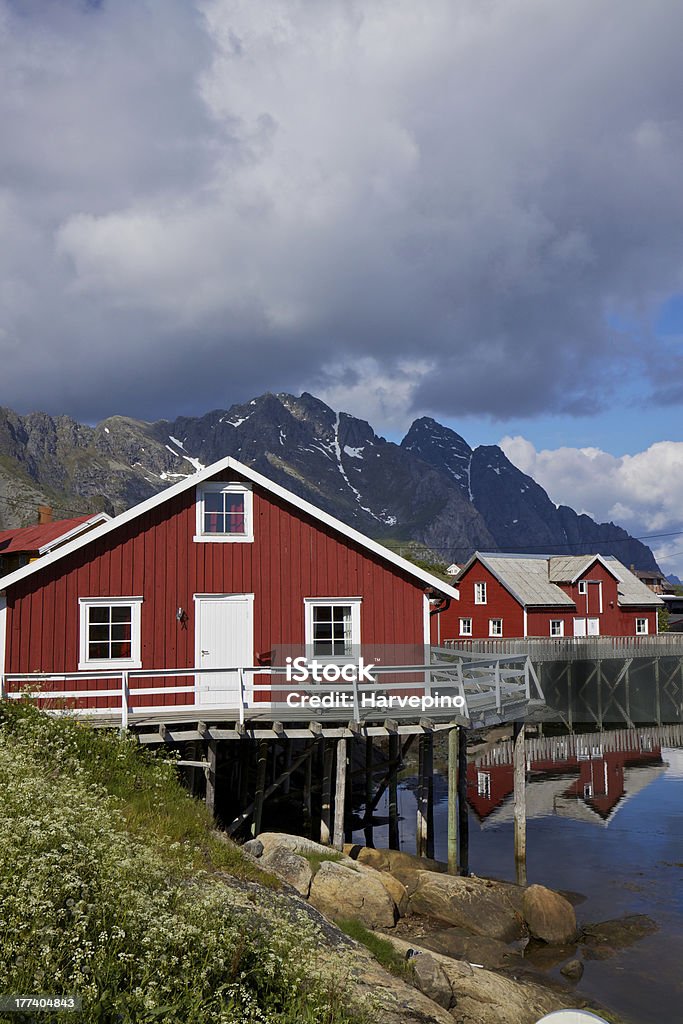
0, 702, 370, 1024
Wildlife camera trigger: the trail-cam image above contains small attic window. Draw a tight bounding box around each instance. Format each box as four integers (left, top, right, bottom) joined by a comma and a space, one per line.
578, 581, 587, 594
194, 483, 254, 543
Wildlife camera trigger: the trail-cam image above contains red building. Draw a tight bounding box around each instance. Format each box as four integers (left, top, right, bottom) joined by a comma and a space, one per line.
438, 552, 662, 642
0, 511, 109, 576
0, 456, 458, 712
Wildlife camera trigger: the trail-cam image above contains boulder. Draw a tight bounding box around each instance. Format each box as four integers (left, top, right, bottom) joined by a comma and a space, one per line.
242, 838, 264, 858
409, 953, 454, 1009
560, 958, 584, 981
409, 871, 526, 942
379, 933, 579, 1024
376, 871, 409, 918
261, 847, 313, 897
258, 832, 354, 864
309, 859, 398, 929
523, 885, 577, 945
420, 927, 524, 970
343, 845, 447, 875
582, 914, 658, 950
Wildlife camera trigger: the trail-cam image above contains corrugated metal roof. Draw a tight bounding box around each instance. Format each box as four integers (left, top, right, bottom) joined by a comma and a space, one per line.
473, 552, 663, 608
479, 555, 575, 607
0, 516, 91, 554
548, 555, 595, 582
605, 557, 664, 607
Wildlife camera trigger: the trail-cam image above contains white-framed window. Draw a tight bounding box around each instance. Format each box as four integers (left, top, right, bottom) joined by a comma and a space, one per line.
304, 598, 361, 659
474, 581, 487, 604
477, 771, 491, 798
78, 597, 142, 670
550, 619, 564, 637
635, 617, 649, 635
578, 580, 587, 594
489, 618, 503, 637
194, 482, 254, 543
459, 617, 473, 636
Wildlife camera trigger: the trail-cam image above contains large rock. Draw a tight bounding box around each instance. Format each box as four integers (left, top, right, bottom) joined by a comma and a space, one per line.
258, 832, 354, 863
344, 845, 447, 875
410, 953, 454, 1009
420, 927, 524, 970
310, 860, 398, 929
409, 871, 526, 942
379, 933, 585, 1024
376, 872, 409, 918
261, 847, 313, 897
523, 884, 577, 945
582, 914, 658, 950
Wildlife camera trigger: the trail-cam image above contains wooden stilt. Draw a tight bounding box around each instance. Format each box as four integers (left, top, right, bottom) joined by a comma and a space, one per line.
239, 739, 250, 808
416, 731, 433, 857
205, 738, 218, 817
388, 732, 400, 850
303, 745, 313, 838
282, 741, 293, 795
320, 740, 334, 845
364, 733, 374, 847
344, 737, 353, 845
447, 726, 459, 873
333, 737, 347, 850
457, 726, 469, 875
513, 721, 527, 885
425, 730, 434, 860
252, 739, 268, 838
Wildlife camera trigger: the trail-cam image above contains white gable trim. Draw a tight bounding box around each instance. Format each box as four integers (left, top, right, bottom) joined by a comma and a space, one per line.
0, 456, 459, 601
569, 554, 622, 584
38, 512, 112, 555
460, 553, 529, 609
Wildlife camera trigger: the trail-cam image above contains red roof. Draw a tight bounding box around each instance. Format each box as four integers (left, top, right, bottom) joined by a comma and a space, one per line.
0, 516, 92, 555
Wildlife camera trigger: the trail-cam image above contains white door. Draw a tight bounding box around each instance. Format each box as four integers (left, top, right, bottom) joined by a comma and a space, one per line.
194, 594, 254, 707
573, 617, 586, 637
587, 617, 600, 636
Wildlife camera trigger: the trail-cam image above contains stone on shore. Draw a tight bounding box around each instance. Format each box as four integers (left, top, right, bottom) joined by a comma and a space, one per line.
309, 859, 398, 929
261, 847, 313, 897
410, 953, 455, 1009
560, 958, 584, 981
409, 871, 526, 942
523, 884, 578, 945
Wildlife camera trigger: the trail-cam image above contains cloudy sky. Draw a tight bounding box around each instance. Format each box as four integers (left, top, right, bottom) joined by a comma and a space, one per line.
2, 1, 683, 570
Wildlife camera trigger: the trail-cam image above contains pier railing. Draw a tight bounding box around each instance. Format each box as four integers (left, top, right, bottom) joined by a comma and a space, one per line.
0, 651, 543, 731
443, 635, 683, 660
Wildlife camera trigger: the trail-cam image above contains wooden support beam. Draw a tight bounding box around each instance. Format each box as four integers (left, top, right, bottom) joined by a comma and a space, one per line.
388, 732, 400, 851
457, 725, 469, 876
332, 737, 347, 850
416, 731, 433, 858
320, 739, 334, 846
252, 739, 269, 838
303, 744, 313, 838
447, 726, 459, 874
227, 744, 314, 837
205, 738, 217, 817
364, 733, 374, 848
513, 721, 527, 885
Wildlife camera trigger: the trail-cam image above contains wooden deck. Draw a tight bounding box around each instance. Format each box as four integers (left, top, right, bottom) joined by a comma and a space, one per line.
1, 648, 544, 739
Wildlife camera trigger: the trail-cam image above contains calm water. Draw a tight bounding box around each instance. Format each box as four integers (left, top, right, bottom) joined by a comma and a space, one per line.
352, 732, 683, 1024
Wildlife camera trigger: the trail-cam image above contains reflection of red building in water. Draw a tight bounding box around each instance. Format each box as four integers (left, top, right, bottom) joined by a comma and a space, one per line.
468, 733, 665, 826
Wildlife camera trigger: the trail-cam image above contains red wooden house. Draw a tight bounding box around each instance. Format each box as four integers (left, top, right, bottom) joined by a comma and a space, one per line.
0, 456, 458, 715
438, 552, 662, 642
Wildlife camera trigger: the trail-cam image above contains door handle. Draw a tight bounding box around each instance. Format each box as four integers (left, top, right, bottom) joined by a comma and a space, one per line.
201, 650, 210, 656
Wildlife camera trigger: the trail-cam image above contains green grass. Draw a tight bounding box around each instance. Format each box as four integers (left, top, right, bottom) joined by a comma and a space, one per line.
303, 851, 346, 875
0, 700, 371, 1024
335, 920, 410, 978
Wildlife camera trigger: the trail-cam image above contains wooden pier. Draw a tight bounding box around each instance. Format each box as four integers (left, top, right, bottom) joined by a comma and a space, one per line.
2, 649, 543, 870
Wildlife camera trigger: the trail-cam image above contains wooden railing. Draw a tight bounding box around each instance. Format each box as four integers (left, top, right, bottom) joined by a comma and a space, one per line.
443, 635, 683, 660
0, 652, 543, 731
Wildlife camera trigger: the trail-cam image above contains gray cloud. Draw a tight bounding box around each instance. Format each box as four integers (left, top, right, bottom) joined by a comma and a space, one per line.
1, 0, 683, 425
